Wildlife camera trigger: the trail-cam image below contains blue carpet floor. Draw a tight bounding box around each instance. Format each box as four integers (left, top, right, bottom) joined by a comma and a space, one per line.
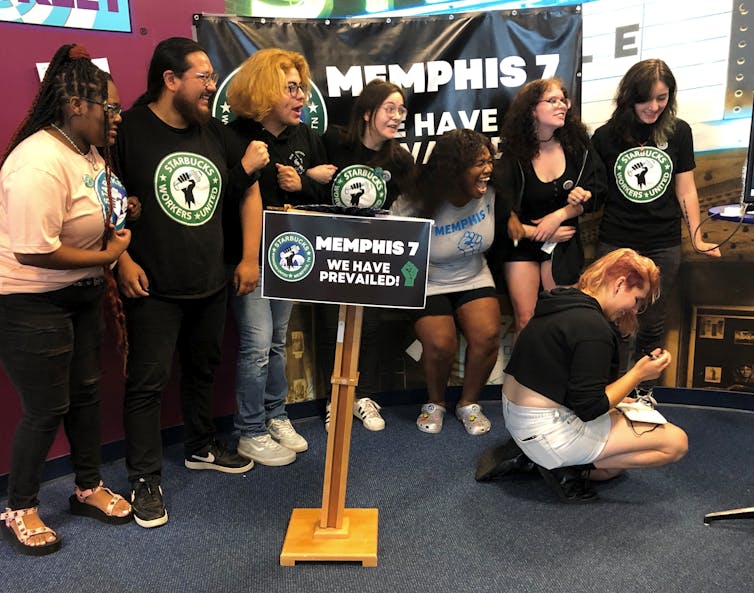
1, 401, 753, 593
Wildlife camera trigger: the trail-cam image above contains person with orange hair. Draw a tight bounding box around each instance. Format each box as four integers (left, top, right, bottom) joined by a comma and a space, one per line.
495, 248, 688, 501
223, 48, 334, 467
0, 43, 133, 555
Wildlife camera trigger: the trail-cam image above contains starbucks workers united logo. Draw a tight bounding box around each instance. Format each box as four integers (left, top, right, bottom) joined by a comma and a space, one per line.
614, 147, 673, 203
154, 152, 222, 226
268, 232, 315, 282
331, 165, 388, 208
95, 170, 128, 230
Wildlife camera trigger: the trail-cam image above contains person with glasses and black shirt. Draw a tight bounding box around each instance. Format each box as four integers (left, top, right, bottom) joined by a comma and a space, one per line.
492, 78, 606, 340
317, 79, 417, 433
222, 48, 334, 467
114, 37, 264, 528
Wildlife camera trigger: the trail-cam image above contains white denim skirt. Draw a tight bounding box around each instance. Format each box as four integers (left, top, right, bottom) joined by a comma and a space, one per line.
502, 394, 611, 470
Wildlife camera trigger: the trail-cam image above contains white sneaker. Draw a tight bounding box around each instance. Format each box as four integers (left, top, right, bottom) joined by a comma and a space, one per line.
237, 434, 295, 466
267, 417, 308, 453
353, 397, 385, 431
324, 402, 331, 433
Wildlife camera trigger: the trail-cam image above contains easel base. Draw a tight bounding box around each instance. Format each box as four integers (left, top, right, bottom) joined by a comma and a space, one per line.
704, 506, 754, 524
280, 508, 378, 566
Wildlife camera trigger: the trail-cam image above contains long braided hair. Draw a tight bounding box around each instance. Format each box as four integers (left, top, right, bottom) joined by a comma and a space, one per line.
1, 43, 129, 371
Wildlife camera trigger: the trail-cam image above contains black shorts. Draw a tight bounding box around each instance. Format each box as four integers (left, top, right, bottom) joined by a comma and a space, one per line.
503, 238, 550, 263
414, 286, 497, 320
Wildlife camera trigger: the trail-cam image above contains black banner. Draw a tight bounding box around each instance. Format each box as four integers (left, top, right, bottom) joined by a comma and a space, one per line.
195, 9, 582, 163
262, 211, 431, 308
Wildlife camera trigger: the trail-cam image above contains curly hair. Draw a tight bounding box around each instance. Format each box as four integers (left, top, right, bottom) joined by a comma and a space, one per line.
227, 48, 311, 122
500, 78, 589, 163
607, 58, 678, 147
578, 248, 661, 337
406, 128, 493, 218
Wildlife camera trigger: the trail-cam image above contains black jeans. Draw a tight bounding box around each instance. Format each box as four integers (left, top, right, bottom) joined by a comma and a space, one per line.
0, 284, 104, 509
597, 242, 681, 387
123, 287, 226, 482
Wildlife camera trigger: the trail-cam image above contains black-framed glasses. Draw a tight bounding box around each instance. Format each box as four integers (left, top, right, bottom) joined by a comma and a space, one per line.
537, 97, 572, 109
286, 82, 307, 97
194, 72, 220, 88
81, 97, 122, 116
381, 102, 408, 119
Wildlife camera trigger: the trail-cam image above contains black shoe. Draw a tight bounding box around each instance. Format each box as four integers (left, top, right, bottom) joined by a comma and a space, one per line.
475, 438, 535, 482
185, 438, 254, 474
537, 465, 598, 504
131, 475, 168, 528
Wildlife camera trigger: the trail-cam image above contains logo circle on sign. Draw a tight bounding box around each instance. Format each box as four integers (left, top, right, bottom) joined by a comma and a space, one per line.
268, 232, 315, 282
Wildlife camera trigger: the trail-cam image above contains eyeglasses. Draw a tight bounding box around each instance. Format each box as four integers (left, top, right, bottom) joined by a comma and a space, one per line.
381, 103, 408, 119
194, 72, 220, 88
537, 97, 572, 109
286, 82, 307, 97
635, 296, 648, 314
81, 97, 122, 116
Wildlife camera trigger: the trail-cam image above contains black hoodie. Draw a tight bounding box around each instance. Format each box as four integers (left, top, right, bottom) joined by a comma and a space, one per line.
504, 287, 619, 421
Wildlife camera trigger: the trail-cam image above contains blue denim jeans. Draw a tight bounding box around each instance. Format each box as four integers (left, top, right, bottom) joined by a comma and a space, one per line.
228, 285, 292, 437
0, 284, 104, 509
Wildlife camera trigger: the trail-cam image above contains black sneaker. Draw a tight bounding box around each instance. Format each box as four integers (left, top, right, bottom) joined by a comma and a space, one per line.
184, 439, 254, 473
131, 475, 168, 528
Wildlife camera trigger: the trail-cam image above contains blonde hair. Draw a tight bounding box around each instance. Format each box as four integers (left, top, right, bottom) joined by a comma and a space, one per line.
578, 248, 661, 336
227, 48, 310, 122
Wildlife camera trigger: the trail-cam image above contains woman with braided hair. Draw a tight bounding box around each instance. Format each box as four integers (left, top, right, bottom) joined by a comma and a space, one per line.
0, 43, 133, 556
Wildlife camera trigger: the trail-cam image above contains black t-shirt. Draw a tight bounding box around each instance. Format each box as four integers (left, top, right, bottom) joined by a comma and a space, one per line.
223, 118, 329, 265
115, 105, 248, 298
592, 118, 695, 250
322, 126, 415, 209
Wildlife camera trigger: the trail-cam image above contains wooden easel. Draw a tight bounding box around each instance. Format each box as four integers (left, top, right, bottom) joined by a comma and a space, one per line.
704, 506, 754, 524
279, 303, 378, 566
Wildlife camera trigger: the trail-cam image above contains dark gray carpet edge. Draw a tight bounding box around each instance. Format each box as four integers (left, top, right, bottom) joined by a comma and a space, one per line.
1, 400, 753, 593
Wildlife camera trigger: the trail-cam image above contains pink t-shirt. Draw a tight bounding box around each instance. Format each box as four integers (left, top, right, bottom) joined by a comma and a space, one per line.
0, 130, 109, 294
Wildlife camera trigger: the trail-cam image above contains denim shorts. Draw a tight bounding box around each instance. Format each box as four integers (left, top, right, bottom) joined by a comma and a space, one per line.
502, 394, 611, 469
